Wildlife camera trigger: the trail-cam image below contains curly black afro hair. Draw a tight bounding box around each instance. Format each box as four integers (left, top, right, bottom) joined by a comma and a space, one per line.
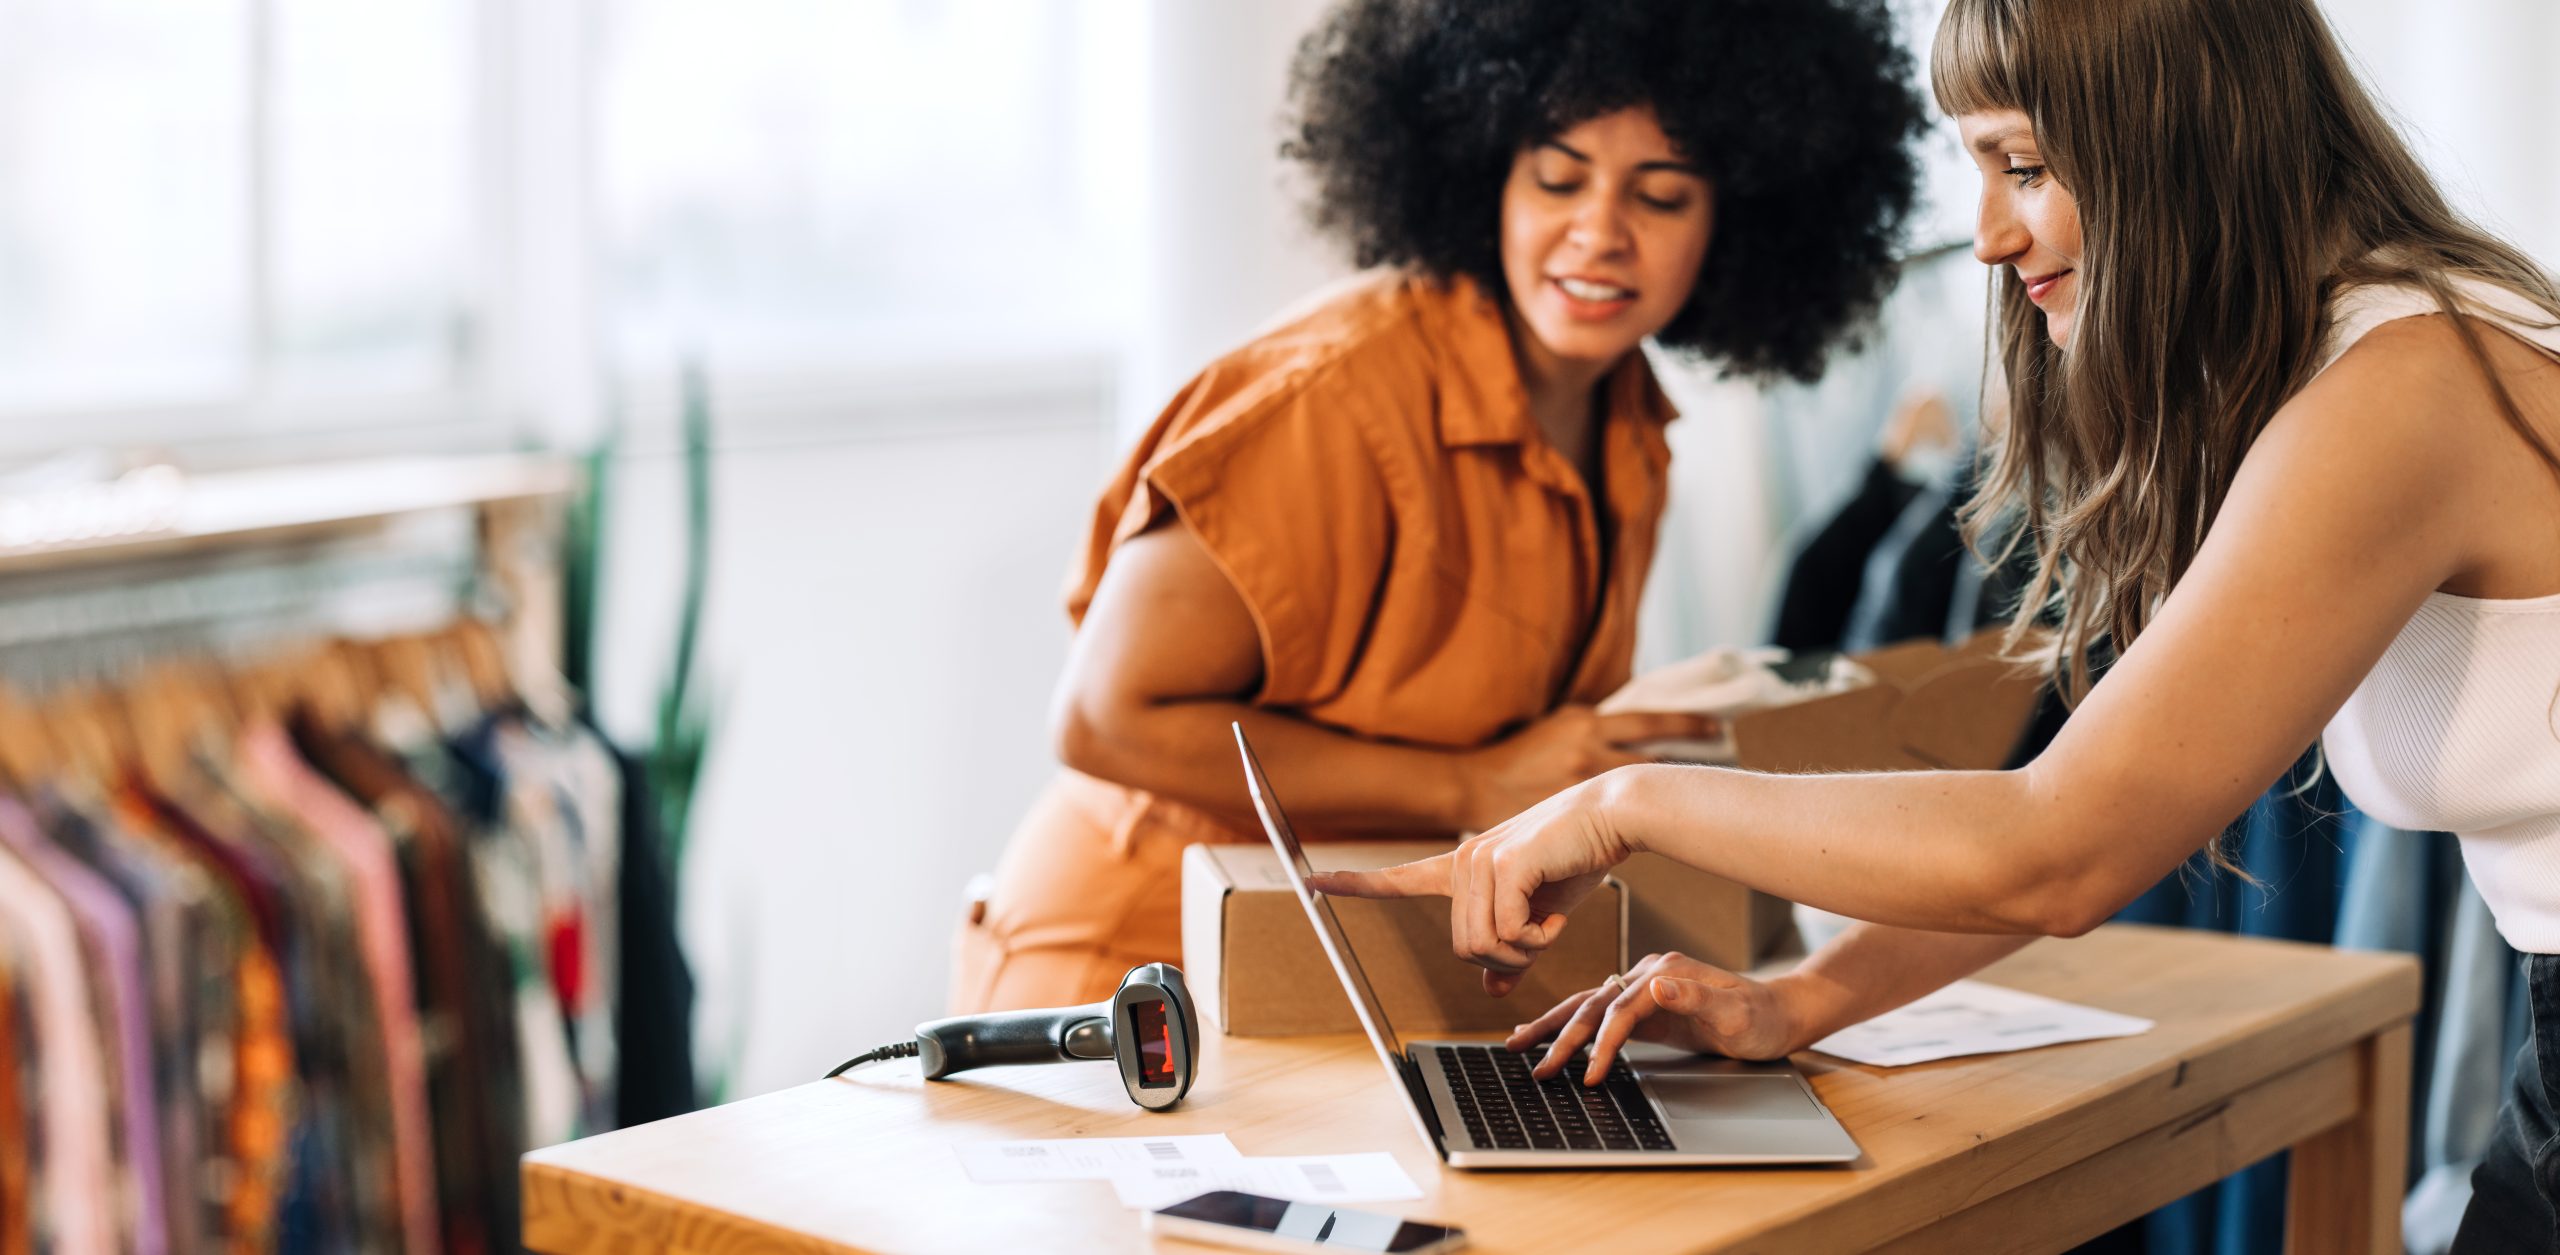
1284, 0, 1927, 383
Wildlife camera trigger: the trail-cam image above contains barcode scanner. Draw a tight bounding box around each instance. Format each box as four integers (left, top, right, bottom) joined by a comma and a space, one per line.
823, 962, 1200, 1111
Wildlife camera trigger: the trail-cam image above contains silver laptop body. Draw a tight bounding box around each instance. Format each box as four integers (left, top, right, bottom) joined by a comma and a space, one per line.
1233, 724, 1862, 1169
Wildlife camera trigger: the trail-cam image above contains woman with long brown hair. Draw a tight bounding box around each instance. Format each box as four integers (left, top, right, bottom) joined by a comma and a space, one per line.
1319, 0, 2560, 1242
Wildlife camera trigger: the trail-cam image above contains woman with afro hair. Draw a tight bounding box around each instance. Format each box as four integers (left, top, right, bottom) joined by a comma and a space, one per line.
950, 0, 1926, 1014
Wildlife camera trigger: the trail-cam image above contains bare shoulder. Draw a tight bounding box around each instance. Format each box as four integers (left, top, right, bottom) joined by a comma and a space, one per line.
2250, 316, 2481, 495
2275, 312, 2560, 596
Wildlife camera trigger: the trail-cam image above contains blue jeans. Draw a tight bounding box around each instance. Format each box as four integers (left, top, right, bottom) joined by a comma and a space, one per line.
2455, 954, 2560, 1252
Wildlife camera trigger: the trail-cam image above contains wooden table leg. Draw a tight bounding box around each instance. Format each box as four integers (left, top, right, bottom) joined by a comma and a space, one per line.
2285, 1020, 2413, 1255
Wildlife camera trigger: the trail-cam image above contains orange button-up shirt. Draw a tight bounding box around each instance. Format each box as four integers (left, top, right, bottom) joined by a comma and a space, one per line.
954, 269, 1679, 1012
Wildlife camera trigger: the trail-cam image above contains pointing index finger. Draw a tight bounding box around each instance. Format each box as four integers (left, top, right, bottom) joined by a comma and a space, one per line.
1305, 853, 1455, 900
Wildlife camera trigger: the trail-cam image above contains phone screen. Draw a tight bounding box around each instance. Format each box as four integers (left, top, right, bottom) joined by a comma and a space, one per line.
1155, 1191, 1462, 1252
1127, 998, 1177, 1089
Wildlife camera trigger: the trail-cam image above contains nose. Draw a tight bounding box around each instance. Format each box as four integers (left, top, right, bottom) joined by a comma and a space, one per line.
1973, 183, 2029, 268
1565, 191, 1633, 258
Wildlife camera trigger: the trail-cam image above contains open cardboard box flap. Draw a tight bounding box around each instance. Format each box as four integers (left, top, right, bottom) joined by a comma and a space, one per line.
1726, 628, 2047, 774
1610, 628, 2048, 966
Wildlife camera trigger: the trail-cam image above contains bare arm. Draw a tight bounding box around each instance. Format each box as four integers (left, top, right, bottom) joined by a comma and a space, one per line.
1319, 316, 2504, 952
1056, 522, 1711, 833
1774, 925, 2035, 1042
1506, 923, 2033, 1082
1605, 317, 2479, 935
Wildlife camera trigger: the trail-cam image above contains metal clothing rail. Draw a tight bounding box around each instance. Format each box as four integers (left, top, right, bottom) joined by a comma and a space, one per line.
0, 454, 576, 691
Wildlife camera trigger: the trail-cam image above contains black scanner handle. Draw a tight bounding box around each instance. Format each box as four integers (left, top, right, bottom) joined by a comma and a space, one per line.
913, 1000, 1114, 1080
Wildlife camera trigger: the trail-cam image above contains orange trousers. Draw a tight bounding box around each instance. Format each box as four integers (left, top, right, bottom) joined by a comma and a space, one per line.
949, 770, 1255, 1013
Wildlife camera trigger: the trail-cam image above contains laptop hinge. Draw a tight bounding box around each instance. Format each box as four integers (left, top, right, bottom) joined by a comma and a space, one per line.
1399, 1050, 1448, 1143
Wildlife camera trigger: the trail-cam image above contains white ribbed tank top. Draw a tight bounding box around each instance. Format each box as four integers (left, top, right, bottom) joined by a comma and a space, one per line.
2318, 277, 2560, 952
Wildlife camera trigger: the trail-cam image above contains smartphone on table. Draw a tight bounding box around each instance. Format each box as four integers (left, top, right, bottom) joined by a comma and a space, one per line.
1144, 1190, 1466, 1253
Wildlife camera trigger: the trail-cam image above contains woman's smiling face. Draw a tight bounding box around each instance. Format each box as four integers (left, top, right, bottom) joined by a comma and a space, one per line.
1499, 105, 1715, 370
1959, 108, 2084, 347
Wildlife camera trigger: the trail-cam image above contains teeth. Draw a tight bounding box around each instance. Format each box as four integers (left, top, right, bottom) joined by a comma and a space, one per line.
1559, 277, 1632, 301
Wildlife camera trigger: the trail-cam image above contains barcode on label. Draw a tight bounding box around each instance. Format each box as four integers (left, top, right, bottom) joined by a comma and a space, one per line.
1301, 1163, 1345, 1194
1145, 1142, 1180, 1161
1993, 1022, 2061, 1037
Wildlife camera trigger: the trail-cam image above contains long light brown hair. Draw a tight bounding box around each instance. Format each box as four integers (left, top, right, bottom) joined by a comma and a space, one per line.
1934, 0, 2560, 704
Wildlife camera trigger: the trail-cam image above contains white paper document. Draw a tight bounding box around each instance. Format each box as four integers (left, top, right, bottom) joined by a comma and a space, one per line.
953, 1133, 1241, 1183
1810, 980, 2153, 1067
1108, 1152, 1423, 1211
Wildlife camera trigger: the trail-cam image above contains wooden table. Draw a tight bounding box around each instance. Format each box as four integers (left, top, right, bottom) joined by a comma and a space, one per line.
523, 925, 2419, 1254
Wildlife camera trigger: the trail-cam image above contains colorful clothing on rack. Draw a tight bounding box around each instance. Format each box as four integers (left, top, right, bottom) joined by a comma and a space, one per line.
0, 798, 165, 1255
0, 676, 692, 1255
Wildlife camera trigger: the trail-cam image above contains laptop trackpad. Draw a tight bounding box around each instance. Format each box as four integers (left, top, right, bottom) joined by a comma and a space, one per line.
1646, 1074, 1822, 1121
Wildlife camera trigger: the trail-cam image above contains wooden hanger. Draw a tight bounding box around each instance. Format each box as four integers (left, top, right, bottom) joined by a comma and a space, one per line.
47, 685, 131, 789
375, 634, 444, 724
229, 651, 291, 730
122, 662, 207, 789
453, 615, 574, 727
449, 617, 516, 714
0, 686, 58, 789
296, 642, 361, 731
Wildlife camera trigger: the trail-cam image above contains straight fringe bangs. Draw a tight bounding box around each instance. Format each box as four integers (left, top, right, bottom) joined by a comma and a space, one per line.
1928, 0, 2025, 119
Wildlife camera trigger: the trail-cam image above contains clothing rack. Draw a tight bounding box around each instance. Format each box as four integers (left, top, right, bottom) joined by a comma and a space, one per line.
0, 455, 694, 1255
0, 455, 575, 692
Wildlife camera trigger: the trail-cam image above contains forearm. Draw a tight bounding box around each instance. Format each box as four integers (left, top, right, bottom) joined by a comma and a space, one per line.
1604, 761, 2135, 936
1060, 697, 1471, 834
1768, 923, 2035, 1050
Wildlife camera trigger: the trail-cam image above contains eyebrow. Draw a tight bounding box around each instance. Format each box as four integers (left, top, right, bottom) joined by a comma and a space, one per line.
1969, 128, 2034, 154
1537, 138, 1702, 176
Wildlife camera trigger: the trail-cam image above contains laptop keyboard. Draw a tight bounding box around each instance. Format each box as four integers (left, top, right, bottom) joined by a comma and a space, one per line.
1432, 1044, 1675, 1153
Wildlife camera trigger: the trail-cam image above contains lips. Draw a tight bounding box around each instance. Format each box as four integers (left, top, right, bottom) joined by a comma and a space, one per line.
2023, 269, 2071, 305
1551, 275, 1637, 321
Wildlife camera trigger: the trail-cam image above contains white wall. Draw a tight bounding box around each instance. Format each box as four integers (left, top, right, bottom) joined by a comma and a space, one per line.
2320, 0, 2560, 267
589, 382, 1114, 1098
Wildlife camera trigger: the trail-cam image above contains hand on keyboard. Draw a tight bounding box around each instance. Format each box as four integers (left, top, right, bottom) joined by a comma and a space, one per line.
1506, 950, 1802, 1085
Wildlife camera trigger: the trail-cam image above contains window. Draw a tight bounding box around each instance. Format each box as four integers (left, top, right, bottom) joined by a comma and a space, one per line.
596, 0, 1145, 383
0, 0, 1159, 443
0, 0, 478, 429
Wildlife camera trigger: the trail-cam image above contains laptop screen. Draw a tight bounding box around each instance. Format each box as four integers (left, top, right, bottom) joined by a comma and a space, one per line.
1232, 724, 1409, 1068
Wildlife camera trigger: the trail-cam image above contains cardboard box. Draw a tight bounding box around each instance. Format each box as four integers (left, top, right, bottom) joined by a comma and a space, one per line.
1612, 853, 1796, 971
1609, 628, 2048, 969
1182, 841, 1627, 1037
1719, 630, 2048, 776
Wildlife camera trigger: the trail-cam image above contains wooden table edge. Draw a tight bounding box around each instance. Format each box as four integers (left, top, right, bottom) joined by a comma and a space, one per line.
524, 1156, 868, 1255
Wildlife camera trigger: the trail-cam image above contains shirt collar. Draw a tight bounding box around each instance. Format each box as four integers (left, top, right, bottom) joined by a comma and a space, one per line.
1419, 271, 1680, 449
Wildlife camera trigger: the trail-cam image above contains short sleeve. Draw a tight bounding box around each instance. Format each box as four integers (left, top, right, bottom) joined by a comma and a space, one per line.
1107, 374, 1396, 708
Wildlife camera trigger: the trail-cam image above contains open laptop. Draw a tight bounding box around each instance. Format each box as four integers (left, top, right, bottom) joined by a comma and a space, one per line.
1233, 724, 1862, 1168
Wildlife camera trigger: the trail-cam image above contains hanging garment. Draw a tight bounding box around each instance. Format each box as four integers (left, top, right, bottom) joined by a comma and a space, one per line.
0, 934, 34, 1255
293, 715, 518, 1255
0, 799, 166, 1255
239, 721, 441, 1255
1769, 456, 1926, 652
127, 783, 302, 1253
0, 835, 114, 1255
44, 791, 222, 1255
605, 735, 697, 1126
